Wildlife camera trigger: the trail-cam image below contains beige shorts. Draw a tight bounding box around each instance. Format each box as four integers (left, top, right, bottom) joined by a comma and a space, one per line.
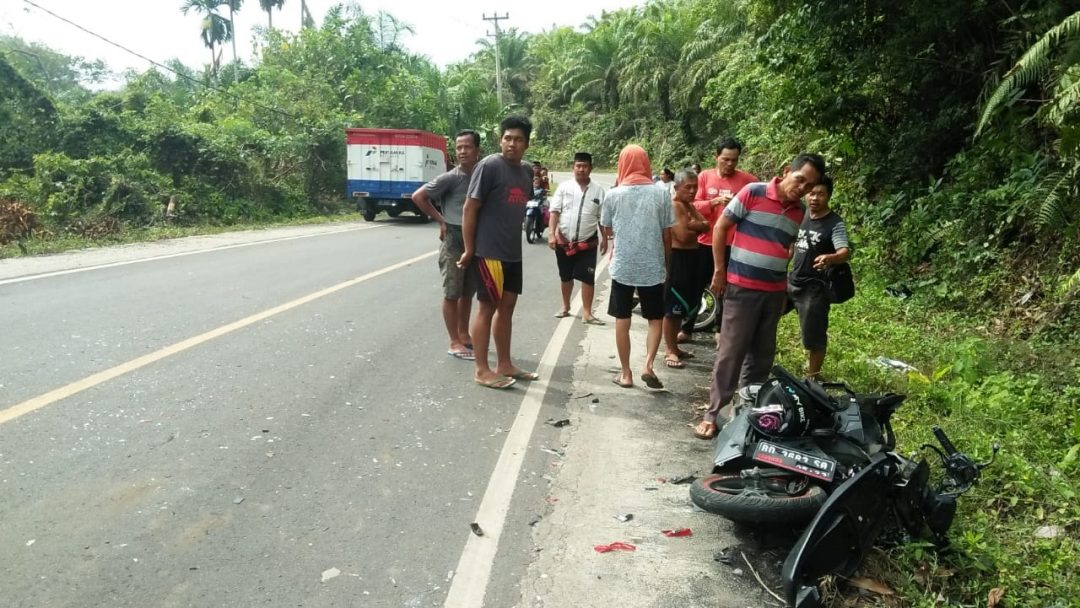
439, 225, 475, 300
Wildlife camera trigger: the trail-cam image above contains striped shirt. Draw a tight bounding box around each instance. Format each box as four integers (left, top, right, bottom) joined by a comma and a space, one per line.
722, 177, 806, 292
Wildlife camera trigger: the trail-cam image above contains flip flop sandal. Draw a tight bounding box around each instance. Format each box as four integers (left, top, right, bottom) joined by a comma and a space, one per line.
476, 376, 516, 390
693, 422, 718, 440
611, 377, 633, 388
553, 311, 571, 318
665, 358, 684, 369
641, 373, 664, 389
448, 350, 475, 361
510, 370, 540, 381
582, 317, 606, 325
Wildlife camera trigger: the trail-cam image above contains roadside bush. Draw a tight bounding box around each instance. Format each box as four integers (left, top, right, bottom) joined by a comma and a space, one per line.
29, 151, 170, 226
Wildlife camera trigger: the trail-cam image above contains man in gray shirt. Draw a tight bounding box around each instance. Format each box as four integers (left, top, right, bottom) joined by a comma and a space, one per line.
457, 116, 537, 389
411, 130, 481, 361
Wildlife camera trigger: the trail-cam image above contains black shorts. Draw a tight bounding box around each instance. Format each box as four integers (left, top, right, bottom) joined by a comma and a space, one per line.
472, 257, 523, 303
666, 248, 699, 317
555, 245, 598, 285
608, 280, 665, 320
789, 281, 831, 350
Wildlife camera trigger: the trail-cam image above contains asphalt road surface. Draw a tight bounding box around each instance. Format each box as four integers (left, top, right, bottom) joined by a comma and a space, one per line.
0, 214, 600, 608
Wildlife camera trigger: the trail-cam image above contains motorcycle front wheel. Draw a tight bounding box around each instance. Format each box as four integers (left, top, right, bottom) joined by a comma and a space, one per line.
694, 289, 718, 332
690, 472, 827, 524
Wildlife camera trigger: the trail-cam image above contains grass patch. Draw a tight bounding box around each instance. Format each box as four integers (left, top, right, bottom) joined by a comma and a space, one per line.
773, 275, 1080, 607
0, 212, 367, 259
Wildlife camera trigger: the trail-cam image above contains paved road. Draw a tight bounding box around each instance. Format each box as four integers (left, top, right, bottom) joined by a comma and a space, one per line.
1, 172, 768, 608
0, 220, 588, 607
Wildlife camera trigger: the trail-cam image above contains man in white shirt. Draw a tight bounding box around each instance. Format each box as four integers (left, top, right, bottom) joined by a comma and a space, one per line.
548, 152, 608, 324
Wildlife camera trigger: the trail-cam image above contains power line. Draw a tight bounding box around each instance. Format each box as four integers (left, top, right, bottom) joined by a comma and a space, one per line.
19, 0, 305, 125
482, 12, 509, 108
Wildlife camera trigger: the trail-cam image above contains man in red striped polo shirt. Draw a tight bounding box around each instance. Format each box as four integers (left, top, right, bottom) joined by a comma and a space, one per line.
693, 153, 826, 440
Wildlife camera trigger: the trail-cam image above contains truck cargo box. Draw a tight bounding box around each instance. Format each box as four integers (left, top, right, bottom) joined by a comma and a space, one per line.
346, 128, 449, 221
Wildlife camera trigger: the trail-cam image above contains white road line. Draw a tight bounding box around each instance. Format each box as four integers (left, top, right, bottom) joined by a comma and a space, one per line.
443, 253, 611, 608
0, 249, 437, 426
0, 223, 385, 286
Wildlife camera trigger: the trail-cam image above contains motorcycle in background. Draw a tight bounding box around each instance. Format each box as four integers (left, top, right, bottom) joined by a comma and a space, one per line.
525, 187, 549, 244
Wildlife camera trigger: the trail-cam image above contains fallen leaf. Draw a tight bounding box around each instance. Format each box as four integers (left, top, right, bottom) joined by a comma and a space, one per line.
987, 587, 1005, 608
847, 577, 894, 596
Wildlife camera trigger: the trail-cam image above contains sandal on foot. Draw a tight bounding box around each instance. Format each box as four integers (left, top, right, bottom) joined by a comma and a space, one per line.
693, 421, 718, 440
611, 377, 633, 388
553, 310, 571, 318
475, 376, 516, 390
582, 317, 606, 326
641, 373, 664, 389
510, 370, 540, 381
664, 357, 684, 369
448, 349, 475, 361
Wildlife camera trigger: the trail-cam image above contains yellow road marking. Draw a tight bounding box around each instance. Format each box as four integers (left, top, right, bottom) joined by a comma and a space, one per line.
0, 250, 437, 426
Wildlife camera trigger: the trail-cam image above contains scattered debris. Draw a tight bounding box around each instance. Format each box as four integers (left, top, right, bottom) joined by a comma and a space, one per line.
545, 496, 559, 504
594, 542, 636, 553
25, 539, 35, 547
663, 473, 697, 485
713, 547, 734, 565
469, 523, 484, 537
614, 513, 633, 523
570, 392, 593, 400
741, 552, 784, 603
233, 497, 244, 505
643, 486, 659, 491
528, 515, 543, 527
987, 587, 1006, 608
545, 418, 571, 428
885, 283, 912, 299
540, 447, 565, 457
871, 356, 920, 374
661, 528, 692, 537
847, 577, 894, 596
321, 567, 341, 582
1035, 525, 1063, 539
591, 397, 599, 404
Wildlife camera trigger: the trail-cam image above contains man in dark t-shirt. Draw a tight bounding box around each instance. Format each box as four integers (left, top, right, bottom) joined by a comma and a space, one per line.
788, 175, 851, 380
458, 115, 537, 389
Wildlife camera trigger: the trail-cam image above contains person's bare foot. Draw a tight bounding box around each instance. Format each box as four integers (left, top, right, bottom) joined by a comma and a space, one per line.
613, 371, 633, 388
496, 366, 539, 381
677, 331, 691, 343
693, 420, 717, 439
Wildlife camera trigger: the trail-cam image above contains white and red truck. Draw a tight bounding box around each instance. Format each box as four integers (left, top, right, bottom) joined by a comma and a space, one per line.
345, 128, 449, 221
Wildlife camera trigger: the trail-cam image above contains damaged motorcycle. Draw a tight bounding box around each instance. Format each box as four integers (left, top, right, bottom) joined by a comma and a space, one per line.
689, 366, 996, 607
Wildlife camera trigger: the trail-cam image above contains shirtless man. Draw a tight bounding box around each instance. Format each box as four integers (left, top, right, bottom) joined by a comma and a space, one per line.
663, 169, 709, 369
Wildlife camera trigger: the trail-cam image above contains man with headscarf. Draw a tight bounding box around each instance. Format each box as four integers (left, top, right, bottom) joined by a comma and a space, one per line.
549, 152, 608, 323
600, 144, 676, 390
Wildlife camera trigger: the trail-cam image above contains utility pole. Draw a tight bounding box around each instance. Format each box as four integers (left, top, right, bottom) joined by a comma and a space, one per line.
482, 12, 509, 108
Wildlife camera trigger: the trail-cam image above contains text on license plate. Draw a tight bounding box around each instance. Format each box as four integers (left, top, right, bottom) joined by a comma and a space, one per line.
752, 441, 837, 482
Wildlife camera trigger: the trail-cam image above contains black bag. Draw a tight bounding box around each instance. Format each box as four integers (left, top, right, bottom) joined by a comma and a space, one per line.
826, 263, 855, 304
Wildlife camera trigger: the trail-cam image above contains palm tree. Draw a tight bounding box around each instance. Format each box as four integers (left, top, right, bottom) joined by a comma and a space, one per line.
258, 0, 284, 29
225, 0, 242, 68
181, 0, 234, 77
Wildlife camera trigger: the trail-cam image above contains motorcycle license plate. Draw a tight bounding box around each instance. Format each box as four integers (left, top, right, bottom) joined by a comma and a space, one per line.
752, 441, 837, 482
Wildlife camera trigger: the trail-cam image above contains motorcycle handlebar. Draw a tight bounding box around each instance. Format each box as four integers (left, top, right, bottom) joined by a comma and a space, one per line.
932, 426, 959, 456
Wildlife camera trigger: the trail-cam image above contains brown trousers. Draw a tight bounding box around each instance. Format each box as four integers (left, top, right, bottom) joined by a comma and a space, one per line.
706, 284, 788, 423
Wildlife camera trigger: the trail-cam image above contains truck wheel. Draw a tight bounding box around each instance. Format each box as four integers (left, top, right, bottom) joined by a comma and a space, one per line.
363, 209, 377, 222
690, 472, 826, 524
358, 199, 377, 222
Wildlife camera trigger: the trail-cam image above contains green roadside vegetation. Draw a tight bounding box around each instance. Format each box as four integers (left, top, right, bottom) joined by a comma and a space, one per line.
3, 0, 1079, 605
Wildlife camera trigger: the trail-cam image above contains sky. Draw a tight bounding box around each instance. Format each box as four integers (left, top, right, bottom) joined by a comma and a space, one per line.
1, 0, 644, 78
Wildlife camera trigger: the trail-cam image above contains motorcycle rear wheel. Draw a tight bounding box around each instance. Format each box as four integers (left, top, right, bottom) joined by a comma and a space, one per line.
690, 472, 827, 524
525, 216, 537, 243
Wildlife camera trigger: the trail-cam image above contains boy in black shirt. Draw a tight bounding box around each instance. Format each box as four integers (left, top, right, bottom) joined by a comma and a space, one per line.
788, 175, 850, 379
